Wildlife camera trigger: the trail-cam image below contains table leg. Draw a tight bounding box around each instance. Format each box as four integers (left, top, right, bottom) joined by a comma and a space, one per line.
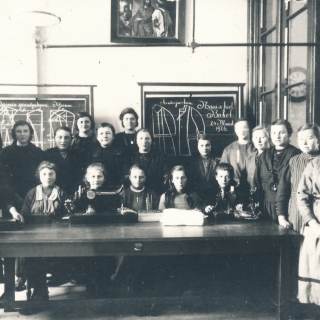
4, 258, 15, 312
277, 240, 291, 320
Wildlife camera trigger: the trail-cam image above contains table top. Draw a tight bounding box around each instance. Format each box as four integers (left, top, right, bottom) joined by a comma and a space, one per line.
0, 221, 300, 244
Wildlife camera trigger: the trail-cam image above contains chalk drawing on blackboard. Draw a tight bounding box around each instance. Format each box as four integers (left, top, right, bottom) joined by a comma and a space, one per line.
0, 106, 43, 148
49, 110, 76, 148
152, 105, 177, 156
177, 105, 205, 156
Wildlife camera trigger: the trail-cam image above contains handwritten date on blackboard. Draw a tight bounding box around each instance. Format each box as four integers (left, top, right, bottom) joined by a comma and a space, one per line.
145, 95, 237, 156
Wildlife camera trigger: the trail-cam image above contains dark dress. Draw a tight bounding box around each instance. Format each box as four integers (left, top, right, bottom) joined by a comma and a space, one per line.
124, 187, 159, 211
113, 131, 137, 150
126, 149, 166, 195
70, 133, 96, 186
45, 147, 79, 195
254, 144, 300, 221
0, 141, 45, 208
89, 144, 129, 188
187, 153, 219, 202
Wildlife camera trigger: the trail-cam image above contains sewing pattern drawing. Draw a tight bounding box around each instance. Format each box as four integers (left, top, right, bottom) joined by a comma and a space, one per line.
177, 105, 205, 156
0, 106, 43, 148
49, 110, 76, 147
152, 104, 177, 156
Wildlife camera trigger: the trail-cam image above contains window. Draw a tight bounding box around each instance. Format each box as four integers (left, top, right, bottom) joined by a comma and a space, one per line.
248, 0, 316, 144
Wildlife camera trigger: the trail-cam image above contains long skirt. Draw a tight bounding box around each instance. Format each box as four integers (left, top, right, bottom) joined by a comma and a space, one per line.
298, 226, 320, 305
288, 194, 304, 234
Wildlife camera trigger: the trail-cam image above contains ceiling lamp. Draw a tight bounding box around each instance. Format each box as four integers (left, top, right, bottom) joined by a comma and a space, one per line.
9, 4, 61, 44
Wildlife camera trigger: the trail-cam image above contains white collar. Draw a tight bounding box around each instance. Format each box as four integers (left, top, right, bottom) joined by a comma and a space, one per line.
35, 185, 59, 201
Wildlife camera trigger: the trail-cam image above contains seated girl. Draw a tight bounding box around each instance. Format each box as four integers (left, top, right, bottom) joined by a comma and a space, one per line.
71, 163, 124, 295
159, 165, 200, 210
73, 163, 122, 214
20, 161, 69, 301
124, 164, 159, 211
204, 163, 238, 220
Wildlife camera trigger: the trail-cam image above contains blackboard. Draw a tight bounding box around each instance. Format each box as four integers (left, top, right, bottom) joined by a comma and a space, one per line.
0, 95, 89, 150
143, 92, 238, 157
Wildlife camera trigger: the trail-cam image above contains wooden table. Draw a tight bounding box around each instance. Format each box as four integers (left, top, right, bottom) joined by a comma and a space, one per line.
0, 221, 300, 319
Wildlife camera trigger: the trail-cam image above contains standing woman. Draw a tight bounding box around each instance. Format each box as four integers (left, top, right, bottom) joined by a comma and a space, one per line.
0, 121, 45, 292
277, 123, 320, 232
188, 133, 219, 202
254, 119, 300, 224
127, 128, 166, 195
71, 112, 96, 185
45, 126, 78, 195
296, 157, 320, 311
243, 125, 271, 191
113, 108, 139, 149
0, 120, 45, 209
220, 118, 256, 185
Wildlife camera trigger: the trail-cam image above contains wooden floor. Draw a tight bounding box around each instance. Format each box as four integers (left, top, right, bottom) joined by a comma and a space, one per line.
1, 253, 318, 319
1, 282, 318, 320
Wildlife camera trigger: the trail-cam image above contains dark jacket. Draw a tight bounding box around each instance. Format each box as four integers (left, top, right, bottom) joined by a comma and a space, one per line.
45, 147, 79, 195
187, 153, 219, 202
254, 144, 300, 203
0, 142, 45, 202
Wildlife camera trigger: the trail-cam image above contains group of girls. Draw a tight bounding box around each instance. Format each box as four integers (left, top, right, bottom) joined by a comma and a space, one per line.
1, 107, 320, 314
222, 118, 320, 313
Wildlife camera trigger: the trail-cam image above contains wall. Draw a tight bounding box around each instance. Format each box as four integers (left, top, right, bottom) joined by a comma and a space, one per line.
0, 0, 248, 139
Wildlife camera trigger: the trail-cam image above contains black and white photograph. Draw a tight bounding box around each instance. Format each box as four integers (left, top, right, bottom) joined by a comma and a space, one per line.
111, 0, 183, 43
0, 0, 318, 319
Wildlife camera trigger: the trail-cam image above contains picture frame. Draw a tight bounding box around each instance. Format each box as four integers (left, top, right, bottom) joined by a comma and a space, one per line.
111, 0, 185, 44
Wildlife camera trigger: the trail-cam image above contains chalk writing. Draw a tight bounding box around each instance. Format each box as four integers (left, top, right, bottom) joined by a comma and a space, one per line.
145, 95, 237, 156
0, 97, 87, 150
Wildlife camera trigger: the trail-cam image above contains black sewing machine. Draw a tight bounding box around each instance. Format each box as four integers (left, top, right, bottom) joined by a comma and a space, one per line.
67, 185, 138, 224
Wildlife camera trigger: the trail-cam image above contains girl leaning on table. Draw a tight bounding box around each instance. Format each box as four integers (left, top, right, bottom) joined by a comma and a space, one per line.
20, 161, 69, 301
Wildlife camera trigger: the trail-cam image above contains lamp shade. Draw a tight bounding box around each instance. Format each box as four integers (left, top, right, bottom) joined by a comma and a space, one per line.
9, 10, 60, 27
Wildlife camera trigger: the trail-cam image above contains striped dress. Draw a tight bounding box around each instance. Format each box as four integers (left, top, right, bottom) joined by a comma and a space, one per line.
277, 152, 320, 233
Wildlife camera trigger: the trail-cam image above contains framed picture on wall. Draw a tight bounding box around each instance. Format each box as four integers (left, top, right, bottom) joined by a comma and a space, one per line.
111, 0, 185, 44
